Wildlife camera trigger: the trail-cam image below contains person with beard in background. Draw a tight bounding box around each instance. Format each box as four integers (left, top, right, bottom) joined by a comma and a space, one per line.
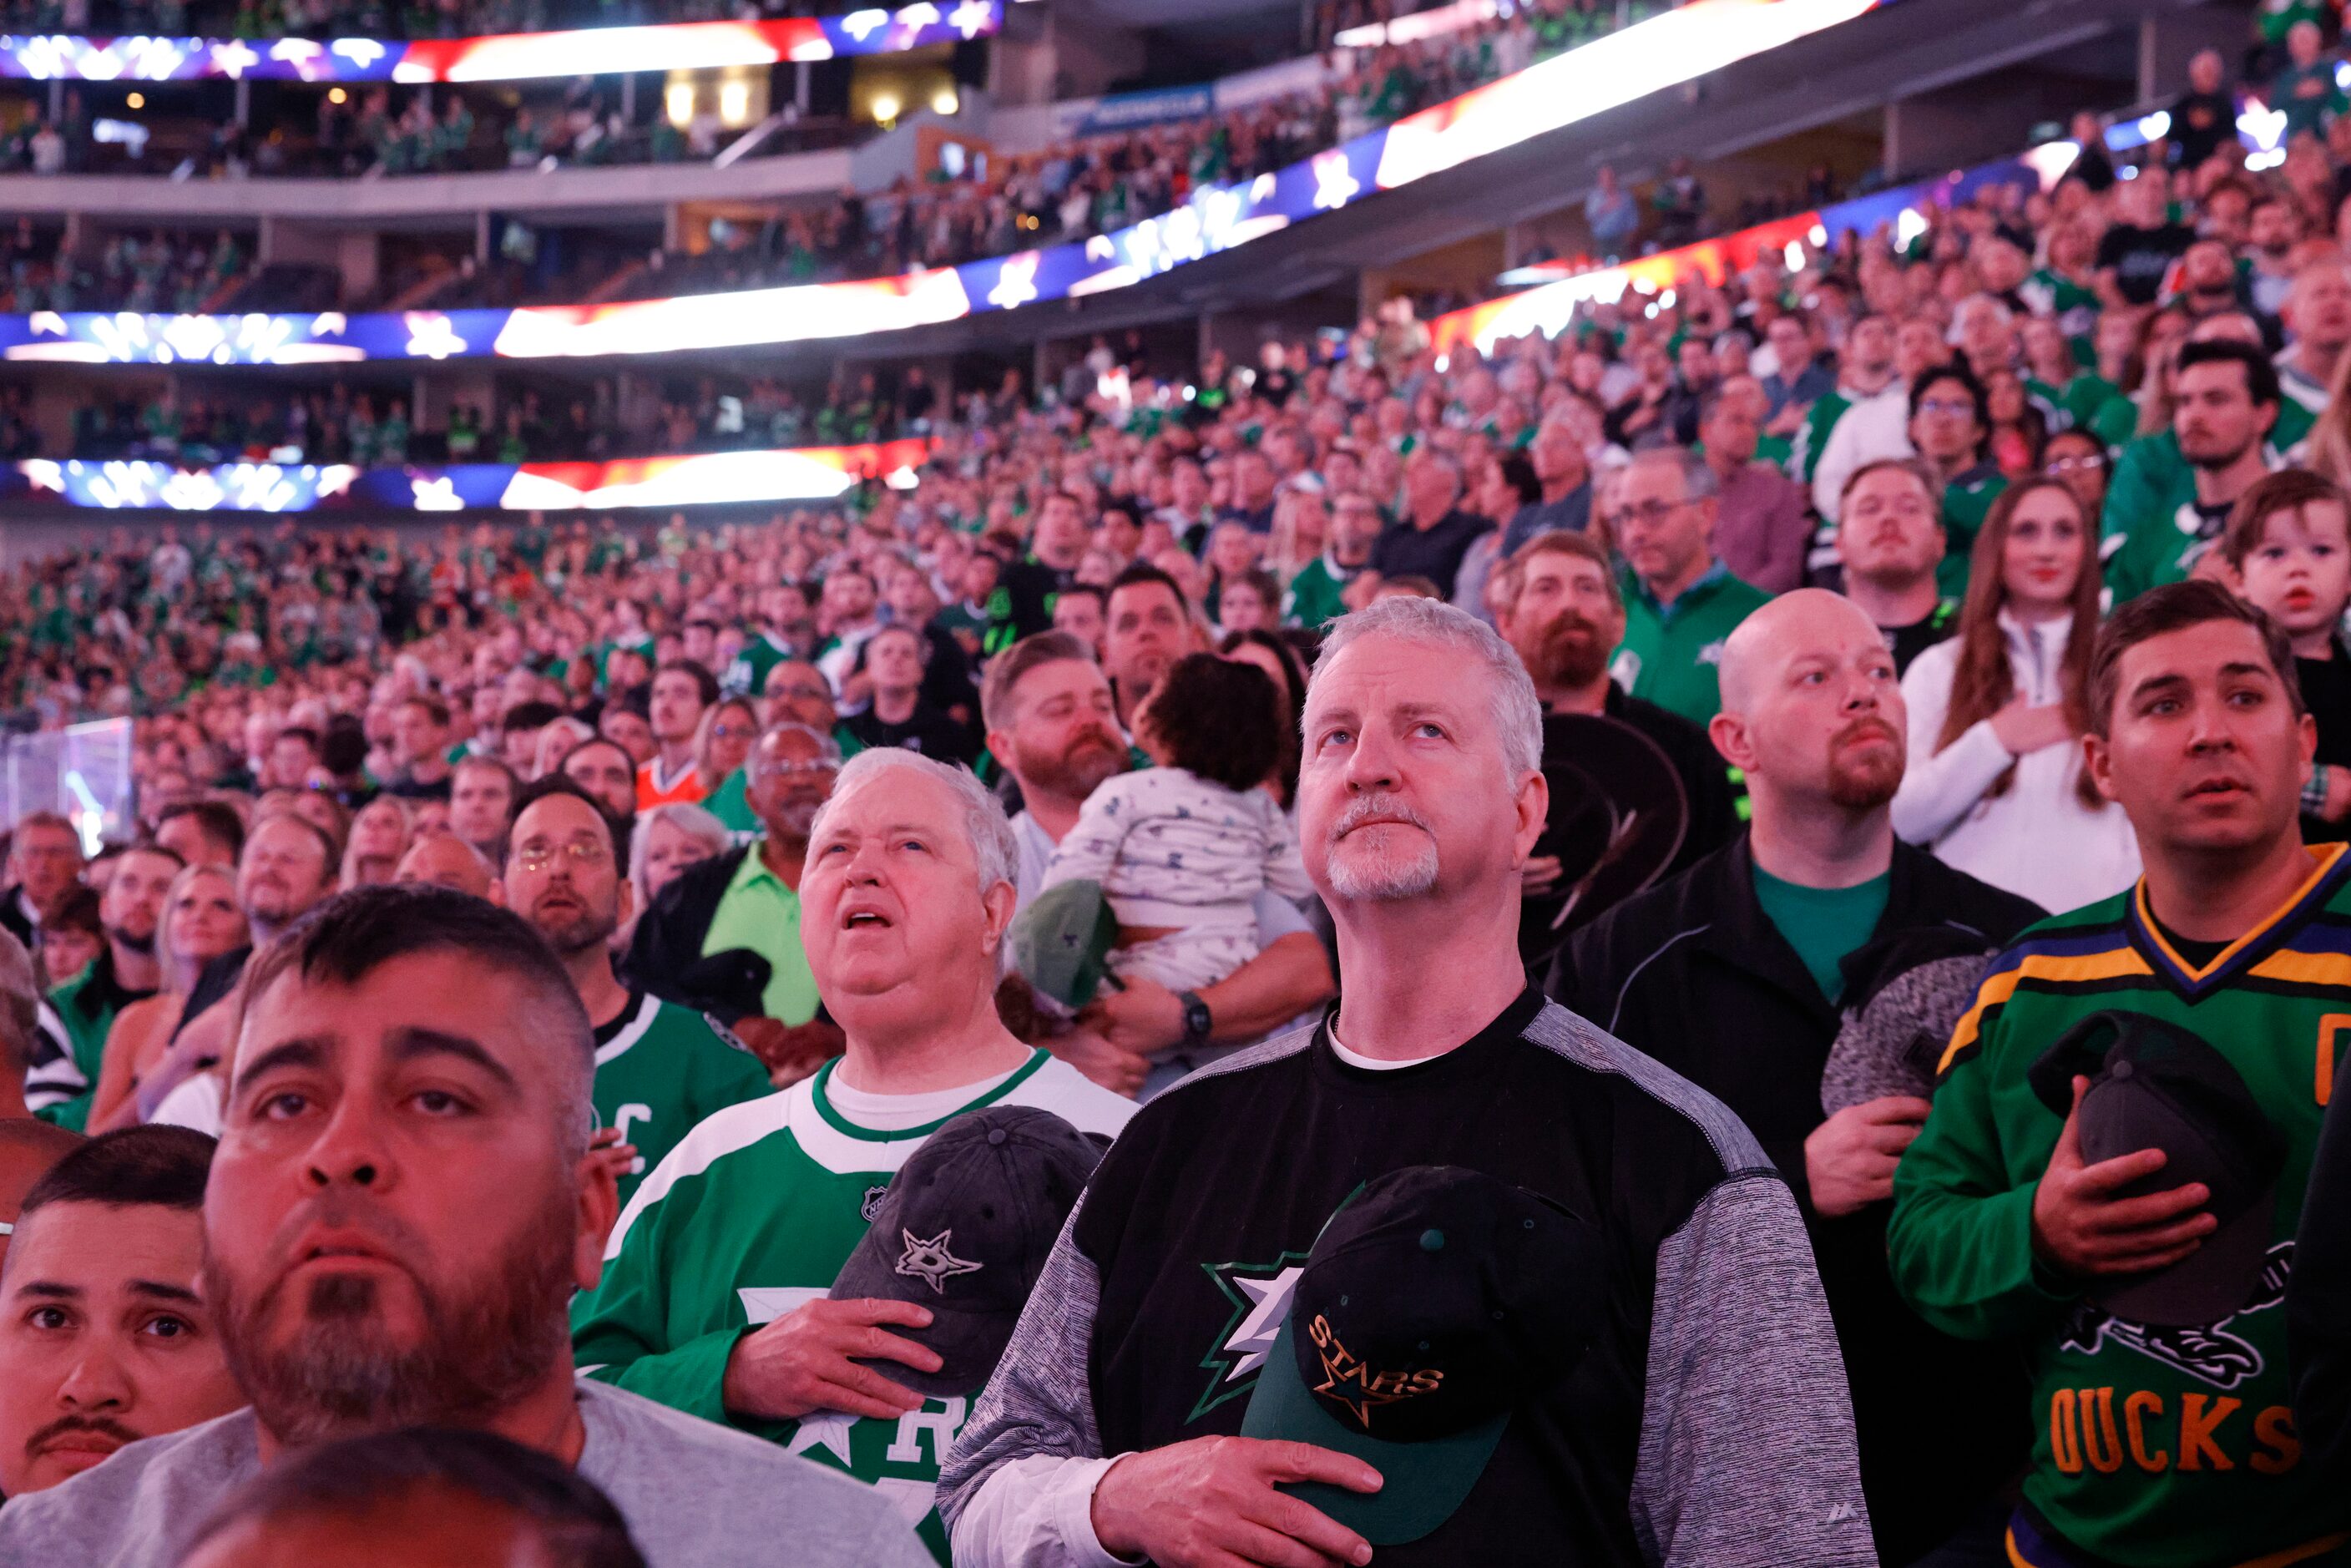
624, 723, 845, 1085
1555, 591, 2041, 1566
504, 779, 771, 1210
1496, 533, 1738, 903
982, 633, 1332, 1098
26, 845, 178, 1132
0, 888, 932, 1568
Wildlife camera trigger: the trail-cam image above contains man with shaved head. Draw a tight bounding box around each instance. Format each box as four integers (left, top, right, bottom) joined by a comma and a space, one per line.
394, 834, 501, 902
1558, 589, 2042, 1565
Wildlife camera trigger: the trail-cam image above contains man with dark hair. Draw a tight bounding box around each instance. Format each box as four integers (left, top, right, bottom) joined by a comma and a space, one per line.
1560, 590, 2041, 1565
503, 776, 767, 1209
839, 627, 972, 764
28, 843, 179, 1131
562, 739, 640, 823
1837, 458, 1957, 675
988, 492, 1089, 655
1904, 362, 2007, 591
0, 887, 931, 1568
177, 1427, 648, 1568
451, 755, 520, 861
726, 583, 815, 701
384, 695, 455, 803
624, 725, 843, 1079
0, 1125, 239, 1497
0, 812, 83, 950
501, 701, 567, 776
261, 728, 321, 793
1892, 581, 2346, 1567
1047, 582, 1107, 657
640, 661, 720, 812
2104, 338, 2283, 602
1369, 449, 1491, 599
153, 802, 243, 871
1102, 564, 1197, 728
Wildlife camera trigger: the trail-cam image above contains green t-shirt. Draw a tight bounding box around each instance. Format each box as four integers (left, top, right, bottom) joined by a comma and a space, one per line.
1282, 556, 1358, 630
591, 991, 774, 1211
701, 851, 822, 1026
722, 632, 796, 700
1609, 562, 1772, 726
571, 1050, 1135, 1562
1752, 866, 1891, 1004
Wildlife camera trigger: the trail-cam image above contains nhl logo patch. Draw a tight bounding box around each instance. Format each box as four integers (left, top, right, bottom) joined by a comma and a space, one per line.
860, 1184, 890, 1222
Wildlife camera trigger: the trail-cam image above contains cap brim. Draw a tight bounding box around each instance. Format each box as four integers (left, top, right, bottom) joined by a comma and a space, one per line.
830, 1237, 1014, 1400
2093, 1181, 2278, 1328
1237, 1316, 1506, 1545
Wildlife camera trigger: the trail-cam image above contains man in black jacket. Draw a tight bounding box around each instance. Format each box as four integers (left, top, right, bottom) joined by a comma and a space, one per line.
1555, 589, 2041, 1567
622, 721, 842, 1080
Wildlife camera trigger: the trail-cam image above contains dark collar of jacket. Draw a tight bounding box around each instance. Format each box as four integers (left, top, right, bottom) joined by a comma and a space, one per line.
619, 845, 770, 1024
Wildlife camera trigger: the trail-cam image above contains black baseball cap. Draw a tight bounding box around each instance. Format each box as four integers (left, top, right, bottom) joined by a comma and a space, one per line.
1238, 1166, 1606, 1545
2029, 1010, 2286, 1326
828, 1105, 1105, 1398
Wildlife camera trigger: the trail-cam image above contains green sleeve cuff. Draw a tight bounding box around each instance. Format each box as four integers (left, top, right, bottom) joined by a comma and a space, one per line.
588, 1324, 751, 1428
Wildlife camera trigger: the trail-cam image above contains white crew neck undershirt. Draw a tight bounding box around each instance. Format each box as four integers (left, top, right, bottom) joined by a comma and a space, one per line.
1327, 1023, 1449, 1072
822, 1057, 1026, 1131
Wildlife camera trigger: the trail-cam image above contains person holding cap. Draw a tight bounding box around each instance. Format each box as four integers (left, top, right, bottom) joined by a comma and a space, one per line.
941, 597, 1870, 1567
570, 749, 1133, 1562
1890, 581, 2351, 1568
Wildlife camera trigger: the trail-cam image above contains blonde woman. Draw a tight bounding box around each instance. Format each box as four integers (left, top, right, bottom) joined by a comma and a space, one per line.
86, 862, 247, 1132
340, 793, 412, 889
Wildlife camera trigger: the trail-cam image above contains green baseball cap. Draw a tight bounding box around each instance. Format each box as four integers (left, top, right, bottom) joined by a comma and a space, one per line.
1009, 878, 1123, 1009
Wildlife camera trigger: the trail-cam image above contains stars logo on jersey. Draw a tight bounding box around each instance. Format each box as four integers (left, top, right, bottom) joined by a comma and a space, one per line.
895, 1229, 982, 1293
785, 1409, 859, 1468
2055, 1242, 2292, 1390
861, 1184, 892, 1223
1187, 1254, 1309, 1423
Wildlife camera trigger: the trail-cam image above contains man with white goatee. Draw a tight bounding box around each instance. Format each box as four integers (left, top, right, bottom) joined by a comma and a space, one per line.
939, 597, 1871, 1566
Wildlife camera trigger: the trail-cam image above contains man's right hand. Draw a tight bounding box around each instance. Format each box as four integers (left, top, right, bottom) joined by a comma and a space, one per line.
1090, 1437, 1381, 1568
2030, 1075, 2217, 1277
721, 1297, 940, 1423
1046, 1025, 1150, 1099
1804, 1096, 1932, 1217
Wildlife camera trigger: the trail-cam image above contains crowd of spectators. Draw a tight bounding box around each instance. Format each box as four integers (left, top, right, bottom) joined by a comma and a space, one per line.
0, 0, 865, 41
0, 223, 245, 316
13, 12, 2351, 1568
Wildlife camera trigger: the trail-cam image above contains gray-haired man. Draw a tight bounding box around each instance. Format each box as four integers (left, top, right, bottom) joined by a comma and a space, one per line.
940, 598, 1870, 1566
574, 750, 1134, 1562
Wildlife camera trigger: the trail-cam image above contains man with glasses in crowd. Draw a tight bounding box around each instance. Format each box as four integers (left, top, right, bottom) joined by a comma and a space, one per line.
1607, 446, 1770, 726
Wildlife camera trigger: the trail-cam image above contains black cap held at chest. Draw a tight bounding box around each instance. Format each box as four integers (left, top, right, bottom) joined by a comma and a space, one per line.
2028, 1009, 2287, 1327
1239, 1165, 1608, 1545
828, 1104, 1105, 1399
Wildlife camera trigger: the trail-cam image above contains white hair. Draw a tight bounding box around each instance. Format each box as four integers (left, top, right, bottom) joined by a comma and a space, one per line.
1312, 596, 1543, 778
809, 748, 1019, 902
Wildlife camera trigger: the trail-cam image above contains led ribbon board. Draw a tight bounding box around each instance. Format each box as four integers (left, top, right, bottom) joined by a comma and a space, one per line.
0, 0, 1883, 365
0, 3, 996, 83
14, 437, 932, 513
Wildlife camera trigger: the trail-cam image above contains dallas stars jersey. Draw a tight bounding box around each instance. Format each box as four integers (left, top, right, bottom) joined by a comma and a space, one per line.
592, 992, 774, 1211
570, 1050, 1135, 1562
723, 632, 796, 700
1889, 845, 2351, 1567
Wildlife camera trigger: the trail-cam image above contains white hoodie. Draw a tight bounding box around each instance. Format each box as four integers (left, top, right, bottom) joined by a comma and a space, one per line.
1892, 609, 2141, 916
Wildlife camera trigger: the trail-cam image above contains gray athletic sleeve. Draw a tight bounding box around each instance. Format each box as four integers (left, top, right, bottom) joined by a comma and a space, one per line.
1631, 1171, 1878, 1568
938, 1201, 1110, 1555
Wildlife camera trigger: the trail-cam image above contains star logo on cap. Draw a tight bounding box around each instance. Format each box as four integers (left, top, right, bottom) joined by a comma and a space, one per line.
895, 1229, 983, 1293
1307, 1317, 1421, 1430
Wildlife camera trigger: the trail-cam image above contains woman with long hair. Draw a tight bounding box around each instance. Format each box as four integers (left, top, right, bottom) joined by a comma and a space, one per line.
86, 862, 248, 1132
340, 793, 412, 889
694, 697, 761, 797
1889, 478, 2141, 912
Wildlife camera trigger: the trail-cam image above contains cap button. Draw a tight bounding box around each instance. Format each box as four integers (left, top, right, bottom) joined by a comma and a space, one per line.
988, 1128, 1009, 1146
1419, 1228, 1445, 1252
2110, 1061, 2133, 1081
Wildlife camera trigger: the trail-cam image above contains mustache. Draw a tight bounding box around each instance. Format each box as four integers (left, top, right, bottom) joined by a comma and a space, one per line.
24, 1414, 140, 1456
1329, 792, 1434, 842
1833, 716, 1901, 749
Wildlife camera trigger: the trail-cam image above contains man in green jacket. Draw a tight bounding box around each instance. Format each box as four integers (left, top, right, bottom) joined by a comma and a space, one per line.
1889, 584, 2345, 1566
1607, 445, 1770, 726
2101, 335, 2286, 605
26, 843, 178, 1131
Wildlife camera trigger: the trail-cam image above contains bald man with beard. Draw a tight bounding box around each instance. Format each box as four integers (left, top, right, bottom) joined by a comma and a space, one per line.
1555, 590, 2042, 1565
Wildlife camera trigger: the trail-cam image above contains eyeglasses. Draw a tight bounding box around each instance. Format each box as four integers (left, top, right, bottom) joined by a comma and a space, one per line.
768, 684, 830, 704
1602, 498, 1692, 532
1917, 397, 1976, 419
751, 759, 838, 781
710, 722, 758, 741
2045, 455, 2106, 474
515, 838, 611, 872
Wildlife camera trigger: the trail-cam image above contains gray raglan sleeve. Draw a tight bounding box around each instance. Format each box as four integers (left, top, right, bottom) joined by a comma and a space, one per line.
1630, 1171, 1878, 1568
939, 1200, 1133, 1568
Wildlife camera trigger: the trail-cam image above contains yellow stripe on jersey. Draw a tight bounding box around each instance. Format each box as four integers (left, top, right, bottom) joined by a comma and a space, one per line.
1939, 947, 2153, 1075
2135, 842, 2348, 983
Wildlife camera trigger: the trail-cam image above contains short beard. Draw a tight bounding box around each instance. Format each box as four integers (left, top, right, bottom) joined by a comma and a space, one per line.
1018, 731, 1126, 804
106, 923, 156, 958
206, 1186, 578, 1447
1323, 793, 1441, 903
1525, 611, 1612, 691
1826, 717, 1904, 809
536, 904, 619, 956
764, 797, 822, 843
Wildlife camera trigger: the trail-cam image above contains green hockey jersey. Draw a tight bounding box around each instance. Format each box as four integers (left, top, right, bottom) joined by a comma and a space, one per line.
571, 1050, 1135, 1561
1888, 844, 2351, 1566
592, 992, 775, 1211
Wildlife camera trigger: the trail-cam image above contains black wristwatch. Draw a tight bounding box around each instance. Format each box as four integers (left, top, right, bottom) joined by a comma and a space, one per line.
1178, 990, 1213, 1049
